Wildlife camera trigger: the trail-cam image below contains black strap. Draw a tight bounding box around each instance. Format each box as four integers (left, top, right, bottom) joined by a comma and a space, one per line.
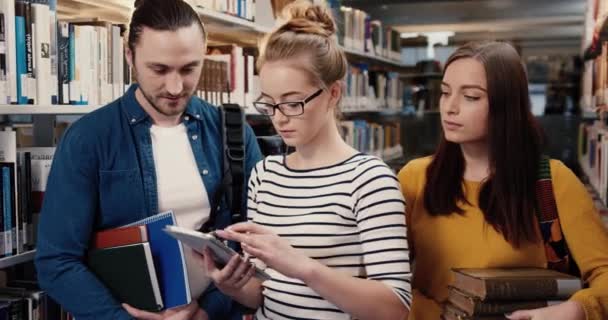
199, 104, 246, 233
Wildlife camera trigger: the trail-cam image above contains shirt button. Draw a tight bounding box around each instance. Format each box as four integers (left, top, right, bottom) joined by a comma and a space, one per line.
184, 116, 190, 121
202, 169, 209, 175
131, 118, 136, 123
192, 135, 198, 140
195, 114, 201, 118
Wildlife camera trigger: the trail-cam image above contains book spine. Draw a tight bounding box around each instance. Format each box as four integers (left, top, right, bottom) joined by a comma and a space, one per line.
23, 152, 31, 250
2, 166, 13, 256
14, 1, 27, 104
24, 1, 34, 104
57, 21, 68, 104
476, 300, 556, 315
485, 278, 563, 300
0, 170, 4, 257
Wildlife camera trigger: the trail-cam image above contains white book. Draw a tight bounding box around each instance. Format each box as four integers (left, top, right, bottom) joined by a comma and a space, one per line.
32, 3, 51, 105
0, 0, 17, 103
112, 25, 121, 100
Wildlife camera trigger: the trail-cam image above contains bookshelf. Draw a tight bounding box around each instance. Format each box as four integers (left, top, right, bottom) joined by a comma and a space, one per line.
342, 47, 404, 68
0, 105, 102, 115
0, 250, 36, 269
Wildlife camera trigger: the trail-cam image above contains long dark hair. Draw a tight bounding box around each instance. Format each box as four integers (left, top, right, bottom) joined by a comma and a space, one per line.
424, 41, 543, 248
129, 0, 206, 53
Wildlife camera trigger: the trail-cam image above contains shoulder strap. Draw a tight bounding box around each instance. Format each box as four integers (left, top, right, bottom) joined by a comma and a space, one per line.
535, 156, 578, 275
199, 104, 246, 233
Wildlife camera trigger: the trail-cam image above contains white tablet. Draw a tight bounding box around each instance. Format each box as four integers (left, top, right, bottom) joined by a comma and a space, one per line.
163, 225, 271, 281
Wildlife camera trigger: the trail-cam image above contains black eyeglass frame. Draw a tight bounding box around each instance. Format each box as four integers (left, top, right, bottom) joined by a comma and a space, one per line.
253, 88, 324, 117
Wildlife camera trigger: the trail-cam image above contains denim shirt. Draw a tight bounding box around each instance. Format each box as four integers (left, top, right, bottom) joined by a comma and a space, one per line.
34, 84, 263, 320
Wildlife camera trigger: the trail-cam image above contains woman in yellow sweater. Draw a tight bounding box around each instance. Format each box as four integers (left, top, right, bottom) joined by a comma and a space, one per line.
398, 41, 608, 320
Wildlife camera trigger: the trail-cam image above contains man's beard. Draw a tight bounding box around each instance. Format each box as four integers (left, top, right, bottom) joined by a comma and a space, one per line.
134, 69, 193, 117
139, 86, 190, 117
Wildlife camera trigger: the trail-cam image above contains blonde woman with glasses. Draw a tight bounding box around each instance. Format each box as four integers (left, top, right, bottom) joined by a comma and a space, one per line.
196, 1, 412, 320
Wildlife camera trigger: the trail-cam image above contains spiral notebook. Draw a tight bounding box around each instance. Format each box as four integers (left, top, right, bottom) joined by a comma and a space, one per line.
126, 211, 191, 309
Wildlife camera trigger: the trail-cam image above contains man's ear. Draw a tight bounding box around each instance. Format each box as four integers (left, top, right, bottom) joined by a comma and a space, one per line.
125, 47, 134, 69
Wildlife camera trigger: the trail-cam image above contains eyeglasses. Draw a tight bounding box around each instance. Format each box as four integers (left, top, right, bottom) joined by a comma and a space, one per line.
253, 88, 324, 117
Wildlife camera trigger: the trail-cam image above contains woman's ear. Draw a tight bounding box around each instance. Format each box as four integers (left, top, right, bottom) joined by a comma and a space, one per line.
328, 81, 342, 109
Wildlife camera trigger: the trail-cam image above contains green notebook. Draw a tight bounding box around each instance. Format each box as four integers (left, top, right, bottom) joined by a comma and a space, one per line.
88, 242, 163, 311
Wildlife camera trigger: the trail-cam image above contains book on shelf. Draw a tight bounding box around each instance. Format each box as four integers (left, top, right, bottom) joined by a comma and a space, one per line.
450, 268, 582, 301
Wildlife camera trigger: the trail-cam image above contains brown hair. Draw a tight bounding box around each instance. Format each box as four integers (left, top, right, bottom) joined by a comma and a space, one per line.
129, 0, 207, 54
257, 0, 347, 92
424, 41, 544, 248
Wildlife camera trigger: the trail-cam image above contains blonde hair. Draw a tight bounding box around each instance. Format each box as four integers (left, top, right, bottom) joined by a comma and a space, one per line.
257, 0, 347, 91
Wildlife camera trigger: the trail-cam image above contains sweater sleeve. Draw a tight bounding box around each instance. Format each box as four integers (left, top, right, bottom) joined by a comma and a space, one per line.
551, 160, 608, 320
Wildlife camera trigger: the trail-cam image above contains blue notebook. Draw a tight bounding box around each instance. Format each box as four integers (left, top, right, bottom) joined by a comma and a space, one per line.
126, 211, 191, 309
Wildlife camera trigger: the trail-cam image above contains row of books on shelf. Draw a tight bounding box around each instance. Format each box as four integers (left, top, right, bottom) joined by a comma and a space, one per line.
577, 121, 608, 229
327, 0, 401, 62
340, 120, 402, 160
578, 121, 608, 204
187, 0, 256, 21
0, 129, 54, 258
0, 282, 70, 320
342, 64, 403, 111
443, 268, 582, 320
0, 0, 132, 106
196, 45, 404, 113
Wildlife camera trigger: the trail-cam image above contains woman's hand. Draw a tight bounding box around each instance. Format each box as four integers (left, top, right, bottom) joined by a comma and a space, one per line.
215, 222, 317, 280
123, 300, 208, 320
198, 247, 256, 296
506, 301, 585, 320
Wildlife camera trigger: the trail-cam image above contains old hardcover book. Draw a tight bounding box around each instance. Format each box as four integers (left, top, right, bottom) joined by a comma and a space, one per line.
447, 286, 562, 316
451, 268, 581, 301
442, 303, 507, 320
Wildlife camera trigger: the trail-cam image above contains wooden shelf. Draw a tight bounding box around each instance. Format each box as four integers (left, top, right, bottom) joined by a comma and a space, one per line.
0, 250, 36, 269
0, 105, 102, 115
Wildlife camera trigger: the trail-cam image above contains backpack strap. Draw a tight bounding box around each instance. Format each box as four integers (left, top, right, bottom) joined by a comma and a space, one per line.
536, 156, 578, 274
199, 104, 246, 233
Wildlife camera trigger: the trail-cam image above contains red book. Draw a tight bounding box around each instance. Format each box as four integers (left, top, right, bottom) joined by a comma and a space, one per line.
92, 225, 148, 249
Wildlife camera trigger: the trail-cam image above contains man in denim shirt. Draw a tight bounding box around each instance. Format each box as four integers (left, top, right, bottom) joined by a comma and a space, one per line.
34, 0, 262, 319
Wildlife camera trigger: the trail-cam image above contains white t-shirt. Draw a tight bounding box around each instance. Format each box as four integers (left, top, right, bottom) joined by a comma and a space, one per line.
150, 123, 211, 300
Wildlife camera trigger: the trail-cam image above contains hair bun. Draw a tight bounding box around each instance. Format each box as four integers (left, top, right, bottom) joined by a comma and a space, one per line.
280, 0, 337, 38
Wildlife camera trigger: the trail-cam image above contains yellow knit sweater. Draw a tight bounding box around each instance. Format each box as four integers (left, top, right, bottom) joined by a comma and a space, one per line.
398, 157, 608, 320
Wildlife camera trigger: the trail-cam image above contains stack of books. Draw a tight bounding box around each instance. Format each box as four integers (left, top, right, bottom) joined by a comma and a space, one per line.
443, 268, 583, 320
87, 211, 191, 312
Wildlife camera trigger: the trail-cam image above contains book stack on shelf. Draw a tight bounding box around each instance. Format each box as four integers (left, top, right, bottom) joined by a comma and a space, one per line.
443, 268, 582, 320
342, 63, 402, 112
0, 0, 132, 107
327, 0, 401, 63
577, 121, 608, 228
581, 0, 608, 111
0, 129, 55, 260
0, 282, 70, 319
340, 120, 402, 161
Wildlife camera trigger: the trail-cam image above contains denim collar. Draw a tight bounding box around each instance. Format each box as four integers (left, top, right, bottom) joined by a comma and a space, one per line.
121, 84, 207, 125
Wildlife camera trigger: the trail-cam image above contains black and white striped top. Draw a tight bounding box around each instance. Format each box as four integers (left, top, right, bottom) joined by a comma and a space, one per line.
247, 154, 412, 320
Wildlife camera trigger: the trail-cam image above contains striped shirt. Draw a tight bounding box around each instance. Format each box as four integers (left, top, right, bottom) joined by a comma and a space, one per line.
247, 154, 412, 320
